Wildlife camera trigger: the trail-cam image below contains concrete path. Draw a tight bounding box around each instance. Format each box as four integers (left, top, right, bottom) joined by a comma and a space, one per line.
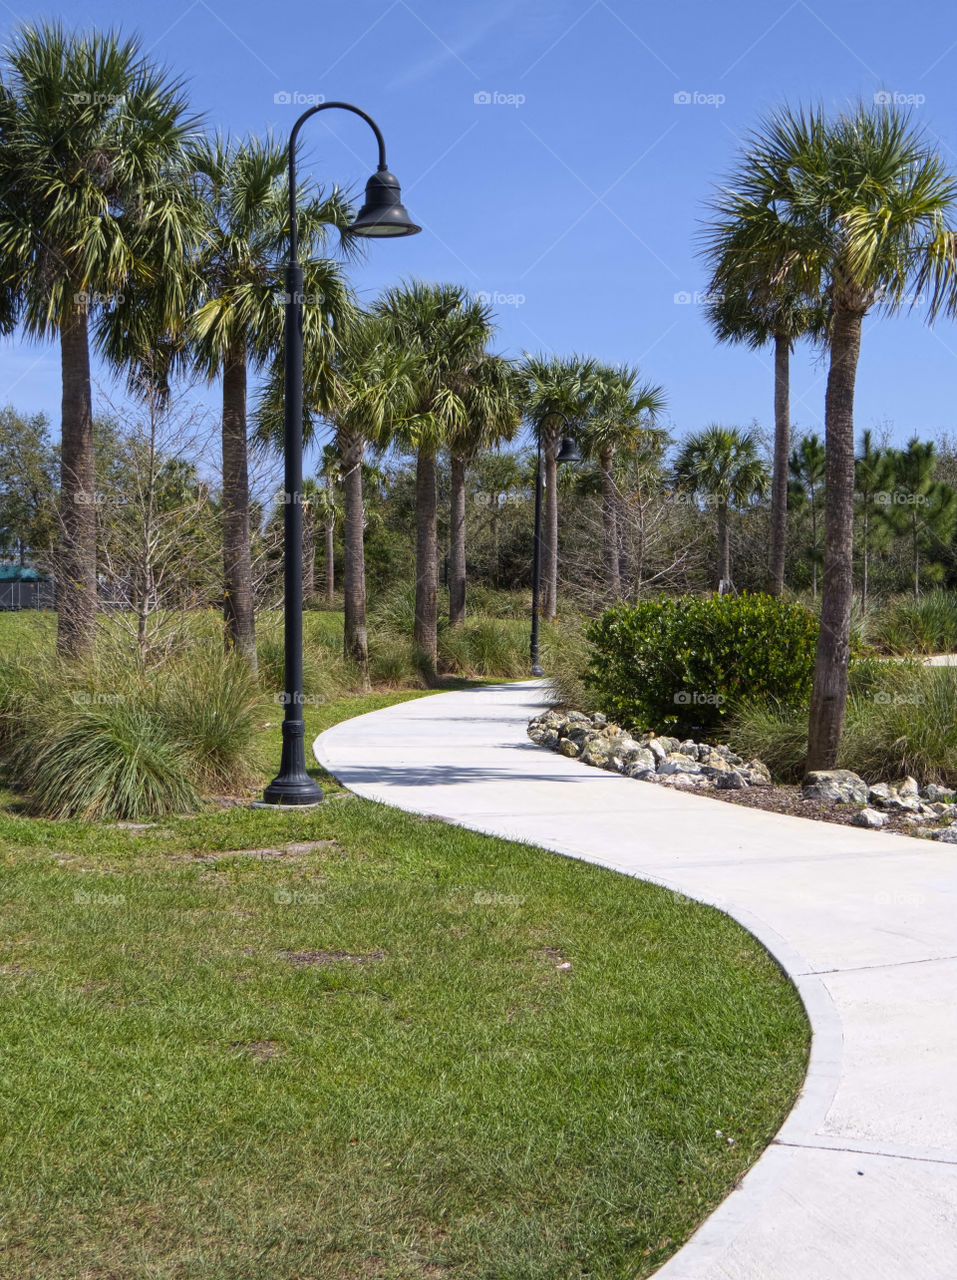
315, 681, 957, 1279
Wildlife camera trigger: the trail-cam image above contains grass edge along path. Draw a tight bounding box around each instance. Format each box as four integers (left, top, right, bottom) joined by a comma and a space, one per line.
0, 685, 810, 1279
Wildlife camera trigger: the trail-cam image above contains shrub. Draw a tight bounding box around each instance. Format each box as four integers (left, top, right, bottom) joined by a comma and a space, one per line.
0, 648, 266, 818
155, 650, 264, 792
584, 594, 819, 735
6, 697, 199, 820
873, 590, 957, 655
541, 618, 591, 711
438, 619, 527, 678
731, 659, 957, 785
368, 636, 420, 687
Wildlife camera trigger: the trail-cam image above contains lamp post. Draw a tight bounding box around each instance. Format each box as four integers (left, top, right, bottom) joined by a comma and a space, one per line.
530, 416, 581, 677
263, 102, 420, 806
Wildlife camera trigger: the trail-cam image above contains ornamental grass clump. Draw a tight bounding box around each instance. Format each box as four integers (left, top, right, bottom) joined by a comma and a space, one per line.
0, 647, 266, 819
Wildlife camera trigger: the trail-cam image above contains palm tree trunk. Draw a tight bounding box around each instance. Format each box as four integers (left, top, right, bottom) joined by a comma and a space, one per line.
810, 492, 819, 598
717, 497, 731, 589
542, 428, 560, 619
221, 344, 256, 670
600, 447, 621, 599
325, 472, 335, 607
414, 447, 438, 678
768, 332, 790, 596
56, 305, 97, 658
807, 305, 862, 771
341, 435, 369, 690
449, 450, 467, 626
302, 504, 315, 602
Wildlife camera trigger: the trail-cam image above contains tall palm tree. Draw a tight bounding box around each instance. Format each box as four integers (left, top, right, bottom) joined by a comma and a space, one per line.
855, 429, 894, 610
188, 133, 353, 669
703, 286, 825, 596
0, 23, 201, 656
673, 425, 769, 590
257, 312, 418, 686
447, 355, 518, 626
789, 433, 827, 596
516, 354, 596, 618
374, 282, 499, 673
706, 103, 957, 768
316, 444, 341, 608
581, 362, 666, 599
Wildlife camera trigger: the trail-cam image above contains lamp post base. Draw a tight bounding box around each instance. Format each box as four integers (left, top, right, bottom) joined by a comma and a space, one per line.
261, 718, 323, 806
530, 662, 545, 678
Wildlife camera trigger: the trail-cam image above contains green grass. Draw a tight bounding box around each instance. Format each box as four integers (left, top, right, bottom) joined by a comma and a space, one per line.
731, 658, 957, 785
0, 684, 809, 1279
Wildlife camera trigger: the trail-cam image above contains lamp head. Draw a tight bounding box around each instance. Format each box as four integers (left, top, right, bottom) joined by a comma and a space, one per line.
348, 168, 421, 238
556, 436, 582, 464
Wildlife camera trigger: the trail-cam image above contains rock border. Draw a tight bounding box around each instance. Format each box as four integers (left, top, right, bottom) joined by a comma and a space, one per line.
529, 710, 957, 841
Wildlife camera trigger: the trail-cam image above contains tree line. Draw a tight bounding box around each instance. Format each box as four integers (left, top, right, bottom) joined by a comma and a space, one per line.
5, 24, 957, 765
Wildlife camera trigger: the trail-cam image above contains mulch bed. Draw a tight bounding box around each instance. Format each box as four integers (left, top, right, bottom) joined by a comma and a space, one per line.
695, 782, 930, 837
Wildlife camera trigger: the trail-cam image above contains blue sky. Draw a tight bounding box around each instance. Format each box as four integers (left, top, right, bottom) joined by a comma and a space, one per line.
4, 0, 957, 455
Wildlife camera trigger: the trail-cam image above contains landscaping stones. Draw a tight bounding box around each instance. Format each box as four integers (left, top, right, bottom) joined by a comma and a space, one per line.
715, 769, 748, 789
852, 808, 889, 830
527, 714, 952, 838
921, 783, 956, 803
527, 711, 770, 795
802, 770, 869, 804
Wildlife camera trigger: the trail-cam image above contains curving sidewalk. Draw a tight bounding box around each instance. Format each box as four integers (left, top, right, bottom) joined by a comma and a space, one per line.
315, 680, 957, 1279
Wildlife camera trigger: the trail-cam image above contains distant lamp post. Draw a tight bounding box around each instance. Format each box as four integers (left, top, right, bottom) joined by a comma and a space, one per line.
262, 102, 419, 807
530, 418, 581, 677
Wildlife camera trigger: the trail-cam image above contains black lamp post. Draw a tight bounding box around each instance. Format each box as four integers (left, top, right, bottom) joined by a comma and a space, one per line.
530, 416, 581, 678
262, 102, 420, 806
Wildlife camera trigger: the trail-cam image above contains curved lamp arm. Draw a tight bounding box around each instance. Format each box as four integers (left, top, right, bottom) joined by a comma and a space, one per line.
287, 101, 388, 261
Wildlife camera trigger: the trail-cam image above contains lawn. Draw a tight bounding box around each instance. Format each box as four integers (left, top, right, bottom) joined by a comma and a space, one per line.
0, 634, 810, 1279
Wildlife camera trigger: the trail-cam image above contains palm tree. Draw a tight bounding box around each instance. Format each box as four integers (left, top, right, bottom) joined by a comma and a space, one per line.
317, 444, 341, 607
703, 287, 824, 596
855, 429, 895, 610
673, 425, 769, 590
447, 355, 518, 626
789, 433, 827, 596
516, 354, 595, 618
188, 133, 353, 669
706, 103, 957, 769
0, 23, 201, 656
374, 282, 499, 674
581, 362, 666, 599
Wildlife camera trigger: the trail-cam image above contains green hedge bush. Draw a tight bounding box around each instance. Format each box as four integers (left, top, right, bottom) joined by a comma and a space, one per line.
583, 594, 819, 735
